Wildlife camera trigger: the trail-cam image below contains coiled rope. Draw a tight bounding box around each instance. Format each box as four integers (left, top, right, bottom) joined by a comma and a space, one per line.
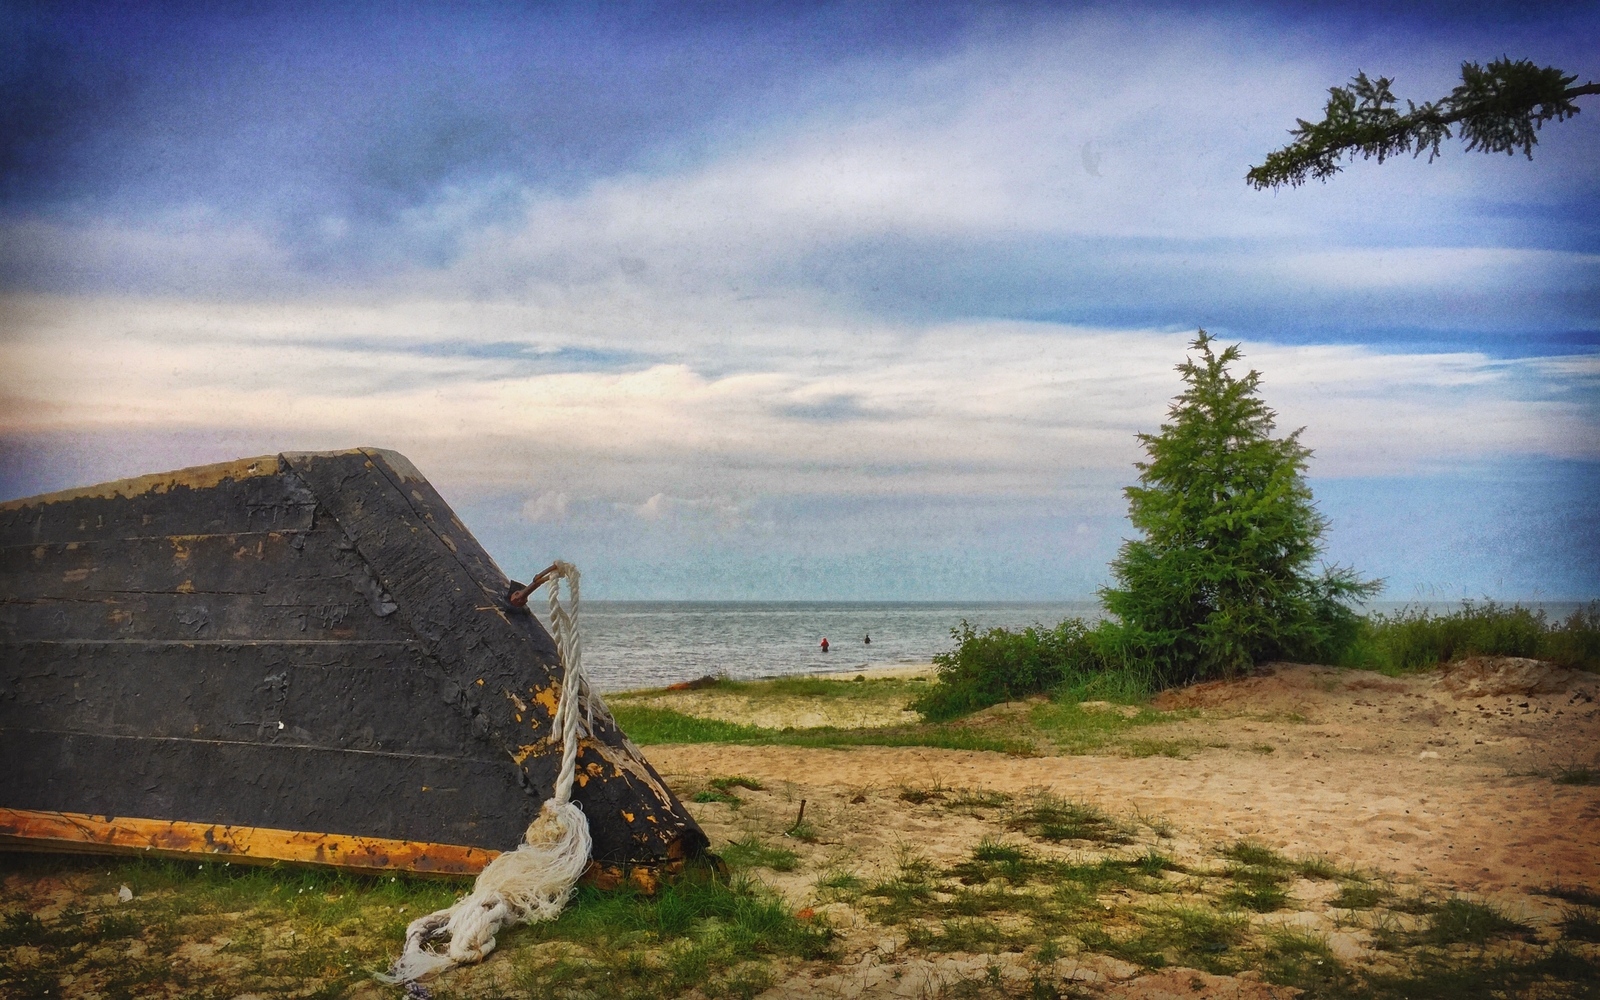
380, 561, 595, 983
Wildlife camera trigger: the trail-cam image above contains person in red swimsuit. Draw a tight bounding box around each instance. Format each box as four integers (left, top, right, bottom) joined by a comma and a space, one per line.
820, 637, 830, 652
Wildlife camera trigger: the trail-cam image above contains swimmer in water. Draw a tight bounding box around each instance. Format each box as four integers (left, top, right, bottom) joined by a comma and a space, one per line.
864, 634, 871, 644
820, 637, 830, 652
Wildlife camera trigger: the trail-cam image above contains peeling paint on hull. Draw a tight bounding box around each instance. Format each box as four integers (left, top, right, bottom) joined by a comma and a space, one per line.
0, 448, 708, 879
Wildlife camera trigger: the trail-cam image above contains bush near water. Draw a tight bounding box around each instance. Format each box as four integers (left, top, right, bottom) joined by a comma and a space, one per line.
913, 334, 1598, 721
914, 601, 1600, 722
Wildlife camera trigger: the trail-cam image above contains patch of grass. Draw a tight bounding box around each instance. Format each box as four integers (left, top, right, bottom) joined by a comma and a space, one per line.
613, 706, 773, 743
1560, 906, 1600, 943
1553, 763, 1594, 786
613, 705, 1032, 754
784, 819, 819, 843
1389, 893, 1441, 916
1135, 809, 1177, 838
1083, 905, 1249, 974
0, 852, 464, 998
1293, 855, 1343, 880
1542, 885, 1600, 908
1261, 926, 1350, 993
898, 783, 946, 805
1352, 947, 1600, 1000
948, 839, 1047, 886
1221, 840, 1288, 868
1134, 849, 1182, 876
1368, 910, 1410, 952
1332, 883, 1390, 909
1005, 793, 1134, 845
692, 775, 768, 806
509, 868, 834, 997
945, 787, 1013, 815
720, 836, 799, 873
1220, 872, 1290, 913
1250, 742, 1276, 754
1420, 897, 1529, 947
1120, 738, 1198, 758
0, 852, 836, 1000
862, 846, 942, 922
814, 869, 864, 898
1342, 600, 1600, 674
1027, 699, 1182, 755
905, 914, 1033, 954
1217, 843, 1292, 913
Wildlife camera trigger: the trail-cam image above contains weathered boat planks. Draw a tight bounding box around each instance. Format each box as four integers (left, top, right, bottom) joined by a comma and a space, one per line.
0, 448, 707, 883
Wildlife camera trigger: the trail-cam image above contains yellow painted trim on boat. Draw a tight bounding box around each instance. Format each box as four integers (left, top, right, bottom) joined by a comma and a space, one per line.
0, 808, 687, 888
0, 456, 283, 512
0, 808, 496, 875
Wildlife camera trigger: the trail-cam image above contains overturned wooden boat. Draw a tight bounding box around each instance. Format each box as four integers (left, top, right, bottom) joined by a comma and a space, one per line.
0, 448, 708, 883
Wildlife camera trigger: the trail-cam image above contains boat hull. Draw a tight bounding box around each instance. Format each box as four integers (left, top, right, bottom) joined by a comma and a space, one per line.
0, 448, 707, 883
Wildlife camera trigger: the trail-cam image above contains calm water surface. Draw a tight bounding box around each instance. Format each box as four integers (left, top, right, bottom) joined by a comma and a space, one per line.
569, 601, 1100, 692
560, 599, 1591, 693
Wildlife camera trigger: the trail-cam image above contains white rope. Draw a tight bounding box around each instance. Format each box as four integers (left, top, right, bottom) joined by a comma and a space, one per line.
380, 562, 596, 983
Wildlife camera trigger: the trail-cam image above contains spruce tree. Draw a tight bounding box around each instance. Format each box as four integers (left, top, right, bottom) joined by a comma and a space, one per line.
1248, 58, 1597, 190
1100, 332, 1377, 683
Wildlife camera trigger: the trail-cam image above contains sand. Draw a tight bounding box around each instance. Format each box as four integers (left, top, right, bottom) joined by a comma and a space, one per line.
644, 657, 1600, 998
656, 658, 1600, 894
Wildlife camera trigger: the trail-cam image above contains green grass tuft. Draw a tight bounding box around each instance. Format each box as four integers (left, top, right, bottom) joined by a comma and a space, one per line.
1352, 948, 1600, 1000
1420, 897, 1529, 946
1540, 885, 1600, 908
1005, 793, 1133, 845
1560, 906, 1600, 943
1332, 883, 1390, 909
898, 783, 946, 805
814, 869, 864, 896
720, 836, 799, 873
1261, 926, 1349, 992
1292, 855, 1343, 880
1553, 763, 1594, 786
1221, 839, 1287, 868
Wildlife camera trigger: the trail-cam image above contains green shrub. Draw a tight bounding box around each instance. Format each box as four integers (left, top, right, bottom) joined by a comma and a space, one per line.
1342, 600, 1600, 673
910, 617, 1126, 722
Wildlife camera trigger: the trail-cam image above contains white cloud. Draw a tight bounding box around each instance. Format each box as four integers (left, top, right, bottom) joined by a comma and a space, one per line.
521, 490, 570, 523
2, 293, 1593, 509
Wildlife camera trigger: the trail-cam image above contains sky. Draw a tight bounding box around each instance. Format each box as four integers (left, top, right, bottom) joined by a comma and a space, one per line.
1, 0, 1596, 600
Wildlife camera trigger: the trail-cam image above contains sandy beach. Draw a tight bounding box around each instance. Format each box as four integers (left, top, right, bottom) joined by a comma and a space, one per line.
639, 658, 1600, 997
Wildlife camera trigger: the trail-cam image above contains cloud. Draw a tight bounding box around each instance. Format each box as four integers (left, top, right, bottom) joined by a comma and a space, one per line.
2, 5, 1596, 597
3, 294, 1594, 511
521, 491, 570, 523
4, 9, 1595, 345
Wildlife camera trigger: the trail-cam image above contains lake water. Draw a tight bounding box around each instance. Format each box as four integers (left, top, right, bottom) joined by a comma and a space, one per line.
572, 601, 1100, 692
563, 598, 1593, 692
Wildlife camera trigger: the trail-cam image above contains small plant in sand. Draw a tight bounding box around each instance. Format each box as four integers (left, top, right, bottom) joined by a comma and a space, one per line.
1005, 793, 1134, 845
721, 836, 799, 873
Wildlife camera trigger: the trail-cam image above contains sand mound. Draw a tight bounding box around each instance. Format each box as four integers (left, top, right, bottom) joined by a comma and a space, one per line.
1436, 656, 1591, 699
1149, 663, 1328, 711
1151, 658, 1598, 712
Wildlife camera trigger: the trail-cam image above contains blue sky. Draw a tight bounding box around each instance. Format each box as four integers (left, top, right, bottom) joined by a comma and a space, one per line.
2, 1, 1596, 598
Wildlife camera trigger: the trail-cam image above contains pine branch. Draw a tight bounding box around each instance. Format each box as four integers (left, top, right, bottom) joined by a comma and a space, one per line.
1247, 58, 1598, 190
